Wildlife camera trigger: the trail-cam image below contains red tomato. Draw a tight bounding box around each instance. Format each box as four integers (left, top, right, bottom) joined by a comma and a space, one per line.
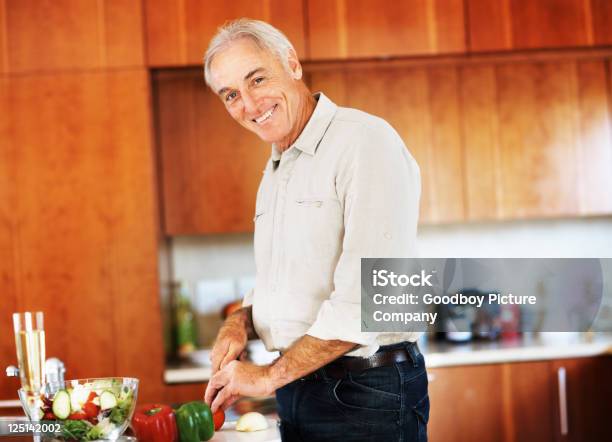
86, 391, 98, 402
68, 411, 87, 420
82, 401, 100, 419
213, 409, 225, 431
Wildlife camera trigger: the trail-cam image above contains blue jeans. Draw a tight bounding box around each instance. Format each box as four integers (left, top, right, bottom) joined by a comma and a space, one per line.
276, 342, 429, 442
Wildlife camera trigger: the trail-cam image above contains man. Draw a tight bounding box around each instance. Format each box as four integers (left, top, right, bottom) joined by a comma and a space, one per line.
203, 18, 427, 441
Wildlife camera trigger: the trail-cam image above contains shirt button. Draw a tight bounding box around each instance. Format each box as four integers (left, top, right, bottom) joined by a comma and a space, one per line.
384, 232, 392, 239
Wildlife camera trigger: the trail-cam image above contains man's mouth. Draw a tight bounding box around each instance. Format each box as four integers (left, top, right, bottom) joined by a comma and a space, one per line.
252, 104, 277, 125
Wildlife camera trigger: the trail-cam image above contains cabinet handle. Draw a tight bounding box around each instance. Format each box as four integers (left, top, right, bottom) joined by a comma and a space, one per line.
557, 367, 568, 436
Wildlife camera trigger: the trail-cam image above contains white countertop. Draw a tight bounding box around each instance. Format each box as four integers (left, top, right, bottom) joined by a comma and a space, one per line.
213, 418, 280, 442
165, 333, 612, 383
423, 332, 612, 368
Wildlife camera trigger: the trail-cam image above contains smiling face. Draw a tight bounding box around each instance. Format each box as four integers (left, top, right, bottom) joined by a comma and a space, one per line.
208, 38, 308, 147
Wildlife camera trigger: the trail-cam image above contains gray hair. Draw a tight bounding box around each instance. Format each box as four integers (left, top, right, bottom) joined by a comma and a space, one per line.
203, 18, 295, 88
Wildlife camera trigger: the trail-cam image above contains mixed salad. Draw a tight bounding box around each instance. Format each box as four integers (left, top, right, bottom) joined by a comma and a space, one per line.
39, 380, 134, 441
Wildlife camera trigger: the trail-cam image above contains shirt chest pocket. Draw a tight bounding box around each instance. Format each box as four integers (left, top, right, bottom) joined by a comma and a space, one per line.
286, 197, 344, 261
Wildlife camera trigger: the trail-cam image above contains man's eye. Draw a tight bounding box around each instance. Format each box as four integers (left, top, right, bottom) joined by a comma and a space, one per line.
254, 77, 265, 85
225, 91, 237, 102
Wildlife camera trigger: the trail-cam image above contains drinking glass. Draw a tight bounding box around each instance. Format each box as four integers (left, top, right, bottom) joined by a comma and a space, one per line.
13, 312, 46, 394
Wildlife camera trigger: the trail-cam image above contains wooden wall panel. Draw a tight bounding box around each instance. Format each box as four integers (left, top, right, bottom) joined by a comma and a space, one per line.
1, 0, 144, 73
308, 65, 466, 224
155, 70, 269, 234
308, 0, 465, 60
145, 0, 306, 66
0, 70, 163, 402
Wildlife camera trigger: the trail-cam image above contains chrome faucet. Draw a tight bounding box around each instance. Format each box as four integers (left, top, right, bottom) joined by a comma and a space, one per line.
5, 358, 66, 388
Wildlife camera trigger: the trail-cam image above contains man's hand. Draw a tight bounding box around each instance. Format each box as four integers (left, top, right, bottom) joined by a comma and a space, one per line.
204, 361, 274, 413
209, 307, 255, 374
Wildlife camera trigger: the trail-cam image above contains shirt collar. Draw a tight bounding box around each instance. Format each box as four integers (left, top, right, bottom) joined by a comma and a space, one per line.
271, 92, 337, 161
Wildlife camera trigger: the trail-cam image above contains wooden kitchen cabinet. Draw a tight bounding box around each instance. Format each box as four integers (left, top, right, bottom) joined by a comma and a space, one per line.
427, 364, 506, 442
0, 70, 164, 403
154, 69, 270, 234
467, 0, 612, 52
461, 58, 612, 220
427, 357, 611, 442
144, 0, 306, 66
307, 0, 465, 60
551, 357, 612, 442
0, 0, 145, 73
308, 65, 466, 224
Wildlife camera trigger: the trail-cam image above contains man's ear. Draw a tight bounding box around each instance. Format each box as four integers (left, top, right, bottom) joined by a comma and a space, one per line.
287, 49, 303, 80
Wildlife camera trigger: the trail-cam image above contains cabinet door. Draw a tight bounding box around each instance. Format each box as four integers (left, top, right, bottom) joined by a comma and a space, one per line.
0, 0, 145, 73
154, 69, 270, 234
0, 77, 19, 401
551, 357, 612, 442
308, 0, 465, 60
467, 0, 609, 52
0, 70, 164, 403
503, 361, 555, 442
461, 59, 612, 219
145, 0, 306, 66
308, 65, 466, 224
427, 365, 505, 442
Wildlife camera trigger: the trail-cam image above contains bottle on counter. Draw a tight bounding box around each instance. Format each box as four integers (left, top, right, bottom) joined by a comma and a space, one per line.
172, 281, 198, 358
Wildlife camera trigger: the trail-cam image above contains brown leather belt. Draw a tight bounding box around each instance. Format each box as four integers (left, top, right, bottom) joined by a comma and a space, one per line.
301, 342, 421, 381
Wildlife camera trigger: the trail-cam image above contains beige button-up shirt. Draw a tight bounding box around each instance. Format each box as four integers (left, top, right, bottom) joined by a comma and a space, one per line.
243, 93, 421, 357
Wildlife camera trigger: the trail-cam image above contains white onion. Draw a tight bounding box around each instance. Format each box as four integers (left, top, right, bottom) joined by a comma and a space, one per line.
235, 412, 269, 432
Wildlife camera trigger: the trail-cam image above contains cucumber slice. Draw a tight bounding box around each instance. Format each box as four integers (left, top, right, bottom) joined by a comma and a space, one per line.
52, 390, 71, 420
99, 391, 117, 410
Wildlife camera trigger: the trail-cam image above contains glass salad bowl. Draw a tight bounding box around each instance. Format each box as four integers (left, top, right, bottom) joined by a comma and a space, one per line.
19, 377, 139, 441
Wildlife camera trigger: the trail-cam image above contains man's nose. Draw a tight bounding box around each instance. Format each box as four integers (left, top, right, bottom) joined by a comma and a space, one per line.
241, 89, 258, 114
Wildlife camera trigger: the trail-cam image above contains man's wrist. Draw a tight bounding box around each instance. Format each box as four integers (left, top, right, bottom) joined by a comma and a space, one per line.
264, 359, 288, 393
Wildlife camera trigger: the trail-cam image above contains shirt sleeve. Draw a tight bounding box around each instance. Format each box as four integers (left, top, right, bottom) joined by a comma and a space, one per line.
242, 287, 254, 307
306, 120, 421, 347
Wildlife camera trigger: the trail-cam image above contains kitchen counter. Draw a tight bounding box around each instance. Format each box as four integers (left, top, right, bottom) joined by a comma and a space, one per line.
164, 332, 612, 383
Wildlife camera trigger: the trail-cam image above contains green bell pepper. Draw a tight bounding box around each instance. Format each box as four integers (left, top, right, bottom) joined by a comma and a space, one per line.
175, 401, 214, 442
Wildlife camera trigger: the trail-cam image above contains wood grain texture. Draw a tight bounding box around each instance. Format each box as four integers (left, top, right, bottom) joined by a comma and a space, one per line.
0, 69, 163, 402
428, 365, 505, 442
466, 0, 513, 52
0, 76, 20, 401
510, 0, 590, 49
468, 0, 601, 52
505, 361, 555, 442
551, 357, 612, 441
575, 60, 612, 215
308, 0, 465, 60
145, 0, 306, 66
1, 0, 145, 72
591, 0, 612, 45
309, 64, 465, 224
460, 65, 502, 219
154, 69, 270, 234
